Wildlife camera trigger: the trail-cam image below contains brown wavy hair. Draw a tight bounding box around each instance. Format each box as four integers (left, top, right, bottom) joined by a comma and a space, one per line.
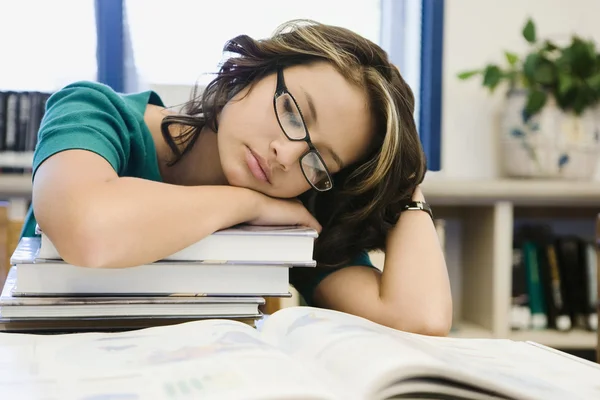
162, 20, 426, 267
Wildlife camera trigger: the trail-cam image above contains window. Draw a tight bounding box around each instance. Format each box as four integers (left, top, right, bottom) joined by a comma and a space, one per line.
0, 0, 96, 92
105, 0, 443, 171
381, 0, 444, 171
125, 0, 381, 88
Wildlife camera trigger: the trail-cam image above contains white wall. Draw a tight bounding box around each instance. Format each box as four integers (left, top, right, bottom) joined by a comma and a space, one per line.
440, 0, 600, 181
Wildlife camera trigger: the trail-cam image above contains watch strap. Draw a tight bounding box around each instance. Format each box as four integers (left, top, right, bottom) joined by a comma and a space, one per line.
403, 201, 434, 220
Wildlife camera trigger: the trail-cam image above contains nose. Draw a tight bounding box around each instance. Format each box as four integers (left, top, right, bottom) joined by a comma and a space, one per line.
269, 138, 308, 171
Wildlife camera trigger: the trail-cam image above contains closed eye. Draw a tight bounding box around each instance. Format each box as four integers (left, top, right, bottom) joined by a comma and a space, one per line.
283, 98, 304, 128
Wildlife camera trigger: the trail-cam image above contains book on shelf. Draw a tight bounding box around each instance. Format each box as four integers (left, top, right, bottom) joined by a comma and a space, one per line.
1, 306, 599, 400
512, 223, 597, 333
0, 90, 50, 173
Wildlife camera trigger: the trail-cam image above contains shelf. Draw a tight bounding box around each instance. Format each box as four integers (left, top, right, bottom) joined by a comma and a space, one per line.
422, 177, 600, 206
508, 329, 597, 349
1, 175, 598, 205
0, 152, 33, 168
449, 322, 596, 349
449, 321, 493, 339
0, 174, 32, 197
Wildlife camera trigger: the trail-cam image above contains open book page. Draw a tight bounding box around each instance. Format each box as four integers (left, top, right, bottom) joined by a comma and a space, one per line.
0, 319, 338, 400
260, 307, 600, 400
260, 307, 451, 399
411, 335, 600, 399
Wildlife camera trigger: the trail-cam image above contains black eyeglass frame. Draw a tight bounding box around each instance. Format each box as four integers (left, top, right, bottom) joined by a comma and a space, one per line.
273, 67, 334, 192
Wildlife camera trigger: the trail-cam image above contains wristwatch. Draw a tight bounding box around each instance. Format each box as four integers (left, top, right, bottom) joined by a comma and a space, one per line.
403, 201, 434, 220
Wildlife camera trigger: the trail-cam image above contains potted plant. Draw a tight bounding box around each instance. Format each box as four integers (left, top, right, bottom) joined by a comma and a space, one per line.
458, 18, 600, 180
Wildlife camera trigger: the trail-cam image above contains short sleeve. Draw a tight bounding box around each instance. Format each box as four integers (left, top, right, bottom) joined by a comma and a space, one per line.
32, 81, 133, 178
289, 250, 377, 306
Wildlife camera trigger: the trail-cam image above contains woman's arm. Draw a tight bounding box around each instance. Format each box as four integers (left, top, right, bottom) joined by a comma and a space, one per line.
34, 150, 320, 268
313, 186, 453, 335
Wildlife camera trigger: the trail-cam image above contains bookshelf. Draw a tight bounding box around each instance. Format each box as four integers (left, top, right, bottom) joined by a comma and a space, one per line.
0, 174, 596, 350
0, 174, 32, 285
0, 174, 33, 197
421, 176, 600, 350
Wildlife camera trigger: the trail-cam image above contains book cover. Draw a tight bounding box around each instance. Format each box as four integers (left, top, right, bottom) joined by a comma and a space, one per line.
30, 224, 318, 265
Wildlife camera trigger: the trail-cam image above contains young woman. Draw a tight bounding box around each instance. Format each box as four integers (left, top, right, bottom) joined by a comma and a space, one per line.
23, 20, 452, 335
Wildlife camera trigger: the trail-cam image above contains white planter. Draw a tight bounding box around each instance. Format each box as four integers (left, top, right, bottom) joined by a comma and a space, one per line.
500, 91, 600, 180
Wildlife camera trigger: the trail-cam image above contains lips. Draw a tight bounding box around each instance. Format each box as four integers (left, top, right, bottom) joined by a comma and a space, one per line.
245, 147, 271, 184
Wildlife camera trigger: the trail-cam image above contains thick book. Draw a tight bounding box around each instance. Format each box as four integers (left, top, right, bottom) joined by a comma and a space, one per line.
35, 224, 318, 265
522, 241, 547, 329
0, 267, 264, 319
555, 236, 593, 330
510, 246, 531, 330
11, 237, 292, 296
1, 306, 599, 399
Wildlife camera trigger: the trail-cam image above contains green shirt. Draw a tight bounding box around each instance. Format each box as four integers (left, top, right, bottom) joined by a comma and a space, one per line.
22, 80, 374, 305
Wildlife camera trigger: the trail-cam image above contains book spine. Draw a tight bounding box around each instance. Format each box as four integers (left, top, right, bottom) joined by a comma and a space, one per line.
544, 242, 571, 331
583, 240, 597, 331
523, 241, 547, 329
556, 236, 587, 330
511, 246, 531, 330
5, 92, 18, 153
0, 91, 6, 153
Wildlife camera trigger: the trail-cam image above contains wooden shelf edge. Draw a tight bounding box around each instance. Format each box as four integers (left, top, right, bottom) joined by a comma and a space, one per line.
422, 177, 600, 206
449, 321, 596, 350
508, 329, 597, 349
0, 175, 32, 197
449, 321, 493, 339
1, 175, 599, 205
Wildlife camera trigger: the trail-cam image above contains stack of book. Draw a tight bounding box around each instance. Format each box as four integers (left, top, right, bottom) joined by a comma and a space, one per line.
0, 224, 317, 333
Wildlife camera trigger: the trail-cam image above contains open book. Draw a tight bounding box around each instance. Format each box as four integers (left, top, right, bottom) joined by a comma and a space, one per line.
1, 306, 599, 400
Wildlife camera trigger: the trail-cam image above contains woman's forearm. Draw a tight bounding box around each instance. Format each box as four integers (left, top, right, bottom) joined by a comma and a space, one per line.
44, 178, 259, 269
379, 189, 453, 333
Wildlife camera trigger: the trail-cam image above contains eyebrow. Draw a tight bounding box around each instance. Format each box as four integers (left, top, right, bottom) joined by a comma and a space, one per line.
303, 89, 344, 170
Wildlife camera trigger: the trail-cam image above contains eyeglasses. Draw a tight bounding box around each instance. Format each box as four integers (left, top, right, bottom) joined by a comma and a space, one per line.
273, 67, 333, 192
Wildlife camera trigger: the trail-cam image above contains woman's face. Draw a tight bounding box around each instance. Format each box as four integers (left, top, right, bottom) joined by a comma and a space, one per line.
217, 61, 375, 198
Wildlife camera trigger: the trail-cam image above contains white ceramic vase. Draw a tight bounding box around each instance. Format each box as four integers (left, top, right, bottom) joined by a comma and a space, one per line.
500, 91, 600, 180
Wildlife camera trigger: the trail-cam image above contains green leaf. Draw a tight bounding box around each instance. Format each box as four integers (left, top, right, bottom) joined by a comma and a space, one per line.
504, 51, 519, 66
457, 70, 481, 80
525, 89, 547, 117
522, 18, 536, 43
558, 73, 574, 95
522, 53, 539, 83
586, 73, 600, 92
543, 40, 558, 52
483, 65, 502, 90
534, 59, 556, 85
569, 37, 596, 76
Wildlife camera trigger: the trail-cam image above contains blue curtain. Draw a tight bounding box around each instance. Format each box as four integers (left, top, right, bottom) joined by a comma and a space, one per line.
419, 0, 444, 171
95, 0, 124, 92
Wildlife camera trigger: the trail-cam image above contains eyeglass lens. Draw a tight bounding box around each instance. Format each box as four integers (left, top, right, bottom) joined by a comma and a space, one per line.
275, 93, 331, 190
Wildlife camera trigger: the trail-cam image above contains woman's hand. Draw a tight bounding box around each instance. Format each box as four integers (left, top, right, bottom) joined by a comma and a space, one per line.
246, 191, 322, 233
